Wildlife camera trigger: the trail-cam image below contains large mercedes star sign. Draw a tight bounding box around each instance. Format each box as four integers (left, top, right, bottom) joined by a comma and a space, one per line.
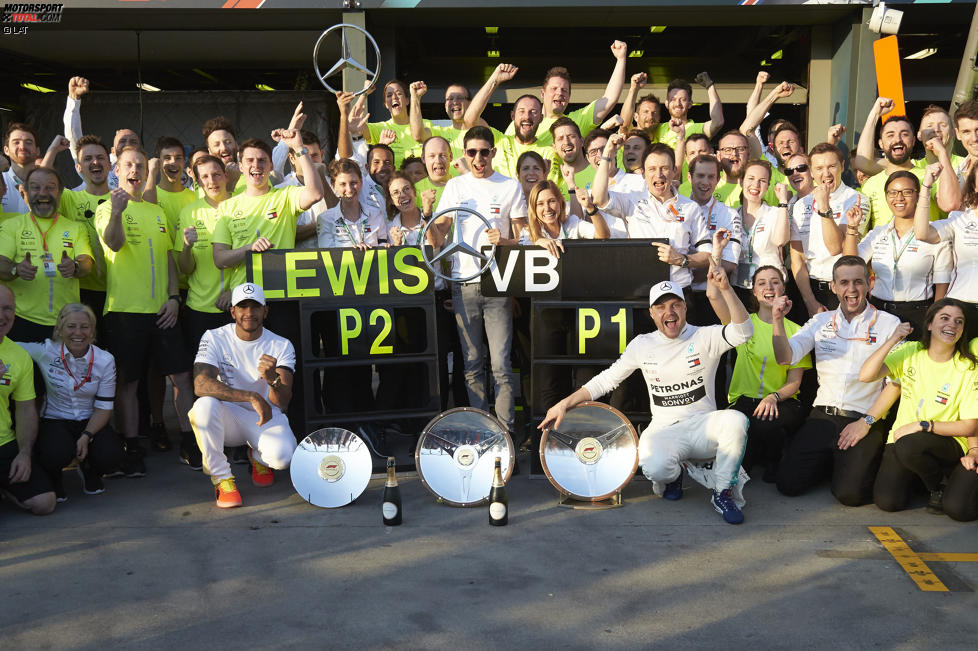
313, 23, 382, 96
419, 206, 497, 284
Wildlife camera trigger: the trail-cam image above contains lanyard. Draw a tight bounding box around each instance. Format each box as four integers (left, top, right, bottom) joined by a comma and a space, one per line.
28, 212, 59, 254
341, 217, 365, 245
889, 228, 915, 271
740, 206, 759, 266
60, 344, 94, 391
831, 305, 879, 342
401, 224, 422, 246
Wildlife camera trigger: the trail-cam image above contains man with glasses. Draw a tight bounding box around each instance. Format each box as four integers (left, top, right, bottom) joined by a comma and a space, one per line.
711, 131, 752, 208
433, 126, 527, 440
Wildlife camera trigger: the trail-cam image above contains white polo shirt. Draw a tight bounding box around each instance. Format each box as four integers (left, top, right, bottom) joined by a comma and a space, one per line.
735, 203, 788, 288
276, 172, 325, 249
791, 183, 870, 281
435, 170, 527, 281
317, 203, 388, 248
599, 189, 708, 287
20, 339, 115, 421
517, 213, 599, 243
691, 198, 743, 291
857, 224, 952, 302
933, 208, 978, 303
784, 305, 901, 413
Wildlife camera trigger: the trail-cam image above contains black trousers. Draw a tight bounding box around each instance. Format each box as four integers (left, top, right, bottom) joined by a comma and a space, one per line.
731, 396, 809, 473
810, 278, 840, 311
868, 297, 931, 341
776, 409, 886, 506
35, 418, 125, 480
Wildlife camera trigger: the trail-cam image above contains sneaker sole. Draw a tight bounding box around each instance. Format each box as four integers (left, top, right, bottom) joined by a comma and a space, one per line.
712, 502, 744, 524
179, 456, 203, 471
76, 467, 105, 495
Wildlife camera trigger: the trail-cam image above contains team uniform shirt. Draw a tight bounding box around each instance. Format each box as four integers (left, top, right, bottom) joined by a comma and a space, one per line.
414, 176, 452, 213
435, 171, 527, 281
59, 189, 110, 292
504, 102, 598, 148
579, 169, 639, 239
156, 187, 197, 289
20, 339, 115, 420
0, 213, 93, 326
783, 305, 901, 413
654, 120, 705, 150
358, 174, 387, 215
583, 319, 754, 432
862, 163, 941, 229
196, 174, 247, 200
790, 183, 870, 281
495, 133, 555, 181
598, 189, 708, 287
856, 224, 952, 302
688, 198, 743, 292
0, 337, 35, 446
727, 314, 811, 405
64, 96, 119, 190
174, 198, 230, 314
1, 169, 28, 215
366, 119, 428, 166
94, 199, 173, 315
517, 213, 600, 244
884, 341, 978, 452
317, 202, 388, 248
195, 323, 296, 415
212, 185, 304, 288
276, 172, 326, 249
932, 208, 978, 303
734, 203, 787, 289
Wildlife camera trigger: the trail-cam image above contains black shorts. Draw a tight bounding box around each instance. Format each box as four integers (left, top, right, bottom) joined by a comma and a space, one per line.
182, 308, 232, 360
102, 311, 190, 382
0, 439, 53, 504
8, 317, 54, 344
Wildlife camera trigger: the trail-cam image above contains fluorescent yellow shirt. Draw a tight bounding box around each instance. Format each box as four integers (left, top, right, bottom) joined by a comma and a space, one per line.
504, 101, 599, 148
495, 132, 555, 181
59, 189, 110, 292
728, 314, 812, 405
0, 213, 93, 325
864, 161, 941, 230
414, 175, 453, 212
367, 119, 429, 167
94, 199, 174, 314
654, 120, 705, 150
174, 198, 229, 314
156, 187, 196, 290
885, 341, 978, 452
0, 337, 35, 446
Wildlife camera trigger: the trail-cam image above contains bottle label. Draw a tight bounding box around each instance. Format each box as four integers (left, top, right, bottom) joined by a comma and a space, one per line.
489, 502, 506, 519
383, 502, 398, 519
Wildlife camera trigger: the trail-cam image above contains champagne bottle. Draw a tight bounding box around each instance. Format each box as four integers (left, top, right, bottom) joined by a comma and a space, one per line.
382, 456, 402, 526
489, 456, 508, 526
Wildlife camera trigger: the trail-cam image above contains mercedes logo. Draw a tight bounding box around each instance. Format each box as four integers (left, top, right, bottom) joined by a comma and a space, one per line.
243, 285, 254, 294
418, 205, 498, 284
313, 23, 382, 96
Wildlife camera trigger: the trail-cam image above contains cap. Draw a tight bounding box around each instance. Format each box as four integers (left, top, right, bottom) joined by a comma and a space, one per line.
648, 280, 684, 306
231, 282, 266, 307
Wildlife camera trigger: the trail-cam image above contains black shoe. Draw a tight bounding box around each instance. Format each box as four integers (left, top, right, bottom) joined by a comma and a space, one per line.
762, 464, 778, 484
149, 422, 172, 452
663, 469, 684, 501
53, 472, 67, 503
231, 445, 250, 465
122, 440, 147, 478
927, 490, 944, 515
180, 433, 203, 471
76, 461, 105, 495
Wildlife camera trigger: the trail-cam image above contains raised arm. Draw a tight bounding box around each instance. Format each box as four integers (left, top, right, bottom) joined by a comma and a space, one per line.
745, 71, 769, 117
913, 162, 943, 244
64, 76, 88, 163
409, 81, 433, 143
816, 183, 845, 255
620, 72, 647, 130
854, 97, 892, 176
281, 129, 324, 210
705, 230, 734, 324
336, 91, 356, 160
696, 72, 725, 139
858, 322, 913, 383
924, 137, 962, 213
592, 41, 628, 123
592, 132, 624, 209
462, 63, 518, 130
771, 184, 792, 247
740, 81, 794, 139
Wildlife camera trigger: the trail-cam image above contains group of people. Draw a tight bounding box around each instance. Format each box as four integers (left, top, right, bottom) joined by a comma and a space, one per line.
1, 41, 977, 519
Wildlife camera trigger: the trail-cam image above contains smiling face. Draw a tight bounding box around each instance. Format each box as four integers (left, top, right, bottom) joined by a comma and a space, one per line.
741, 163, 771, 206
518, 157, 545, 195
879, 118, 915, 166
666, 88, 691, 121
684, 138, 712, 166
919, 110, 951, 147
240, 146, 271, 190
927, 305, 965, 347
512, 96, 543, 144
649, 296, 686, 338
584, 136, 607, 171
542, 76, 570, 116
643, 152, 676, 202
26, 169, 61, 219
333, 171, 362, 201
533, 187, 562, 227
444, 85, 469, 122
689, 159, 719, 204
384, 82, 408, 119
785, 154, 813, 195
623, 136, 648, 172
159, 146, 186, 184
885, 176, 919, 219
368, 148, 395, 187
811, 151, 843, 194
76, 143, 110, 186
207, 129, 238, 166
115, 149, 147, 197
58, 309, 95, 357
636, 99, 660, 130
4, 129, 39, 166
231, 300, 268, 338
464, 137, 495, 179
196, 160, 228, 202
752, 268, 785, 310
388, 176, 416, 214
718, 134, 749, 180
831, 262, 873, 319
773, 130, 803, 164
423, 138, 451, 182
955, 117, 978, 158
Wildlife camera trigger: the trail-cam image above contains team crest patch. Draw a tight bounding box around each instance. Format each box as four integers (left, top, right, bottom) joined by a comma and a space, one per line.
266, 211, 278, 220
62, 240, 73, 248
687, 356, 701, 368
159, 226, 167, 233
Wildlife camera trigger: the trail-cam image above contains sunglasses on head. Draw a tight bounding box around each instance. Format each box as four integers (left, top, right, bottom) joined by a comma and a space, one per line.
784, 163, 809, 175
465, 148, 493, 158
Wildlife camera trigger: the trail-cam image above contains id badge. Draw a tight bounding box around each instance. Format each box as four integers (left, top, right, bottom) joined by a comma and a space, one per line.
42, 252, 56, 278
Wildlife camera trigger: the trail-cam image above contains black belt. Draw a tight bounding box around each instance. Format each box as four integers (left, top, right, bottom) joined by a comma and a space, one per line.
810, 279, 832, 291
870, 297, 930, 312
818, 405, 862, 420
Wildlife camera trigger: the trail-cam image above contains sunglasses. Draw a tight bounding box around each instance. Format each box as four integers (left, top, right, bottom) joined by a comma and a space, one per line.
784, 163, 809, 175
465, 148, 493, 158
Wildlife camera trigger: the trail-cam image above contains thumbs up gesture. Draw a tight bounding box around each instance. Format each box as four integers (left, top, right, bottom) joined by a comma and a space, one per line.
17, 252, 37, 280
57, 250, 76, 278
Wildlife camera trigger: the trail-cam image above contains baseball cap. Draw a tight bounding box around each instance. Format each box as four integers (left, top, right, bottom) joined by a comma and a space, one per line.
648, 280, 684, 306
231, 282, 266, 306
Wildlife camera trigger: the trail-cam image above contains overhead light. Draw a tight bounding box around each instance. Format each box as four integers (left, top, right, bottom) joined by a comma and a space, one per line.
649, 26, 667, 33
487, 49, 499, 58
904, 48, 937, 60
193, 68, 218, 82
256, 83, 276, 91
771, 49, 783, 60
21, 83, 55, 93
485, 26, 498, 34
136, 82, 161, 92
760, 60, 772, 67
628, 50, 644, 58
492, 103, 502, 107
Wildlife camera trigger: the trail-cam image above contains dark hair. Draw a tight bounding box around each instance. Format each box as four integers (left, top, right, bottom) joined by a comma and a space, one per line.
383, 79, 409, 97
688, 154, 719, 177
772, 122, 801, 141
667, 78, 693, 99
300, 129, 321, 147
24, 166, 63, 193
625, 128, 652, 148
367, 143, 394, 164
743, 158, 773, 182
581, 128, 610, 154
719, 129, 749, 148
513, 94, 542, 112
202, 116, 235, 141
808, 141, 844, 165
549, 116, 581, 141
644, 142, 676, 168
421, 135, 452, 159
883, 170, 920, 193
963, 162, 978, 209
400, 156, 423, 171
155, 136, 184, 158
328, 158, 362, 182
921, 104, 949, 121
75, 134, 108, 158
747, 265, 785, 313
685, 132, 712, 149
881, 114, 914, 132
954, 99, 978, 126
636, 93, 661, 109
543, 67, 571, 87
446, 83, 470, 100
4, 122, 38, 148
238, 138, 272, 160
386, 170, 416, 219
464, 125, 495, 147
831, 254, 870, 282
516, 150, 547, 176
919, 298, 978, 368
191, 154, 226, 185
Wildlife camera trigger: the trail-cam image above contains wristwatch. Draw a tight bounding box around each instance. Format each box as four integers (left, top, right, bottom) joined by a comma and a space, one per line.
270, 375, 284, 389
818, 208, 834, 219
10, 265, 17, 277
920, 420, 932, 433
863, 414, 876, 426
679, 255, 690, 269
81, 430, 94, 442
296, 146, 310, 158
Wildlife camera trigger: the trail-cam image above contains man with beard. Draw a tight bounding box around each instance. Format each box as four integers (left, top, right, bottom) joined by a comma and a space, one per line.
1, 123, 40, 215
151, 137, 196, 238
854, 98, 958, 228
654, 75, 725, 150
0, 168, 94, 342
407, 79, 490, 151
620, 73, 661, 141
772, 256, 901, 506
549, 118, 591, 197
202, 116, 245, 196
790, 143, 870, 312
707, 130, 752, 208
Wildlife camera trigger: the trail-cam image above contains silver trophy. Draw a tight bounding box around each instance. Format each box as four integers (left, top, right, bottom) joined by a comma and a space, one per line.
290, 428, 373, 508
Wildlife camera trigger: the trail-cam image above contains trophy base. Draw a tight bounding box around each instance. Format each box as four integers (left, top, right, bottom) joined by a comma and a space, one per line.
556, 491, 623, 510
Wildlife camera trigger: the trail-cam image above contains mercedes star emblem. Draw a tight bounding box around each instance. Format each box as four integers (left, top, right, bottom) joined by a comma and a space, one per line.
313, 23, 382, 96
418, 205, 498, 284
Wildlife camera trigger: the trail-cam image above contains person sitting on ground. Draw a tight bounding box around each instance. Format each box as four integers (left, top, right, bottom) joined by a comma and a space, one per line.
18, 303, 123, 501
189, 283, 297, 508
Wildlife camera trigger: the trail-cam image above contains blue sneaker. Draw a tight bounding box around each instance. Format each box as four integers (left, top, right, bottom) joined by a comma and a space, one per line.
662, 469, 684, 501
712, 489, 744, 524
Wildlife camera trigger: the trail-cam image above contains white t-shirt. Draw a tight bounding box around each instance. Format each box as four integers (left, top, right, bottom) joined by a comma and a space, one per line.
517, 213, 598, 244
933, 208, 978, 302
599, 189, 708, 287
784, 305, 901, 413
435, 170, 527, 281
1, 169, 27, 214
195, 323, 296, 413
735, 203, 788, 289
583, 319, 753, 432
317, 203, 389, 248
857, 224, 952, 302
692, 198, 743, 291
582, 169, 639, 238
20, 339, 115, 421
791, 183, 870, 281
276, 172, 325, 249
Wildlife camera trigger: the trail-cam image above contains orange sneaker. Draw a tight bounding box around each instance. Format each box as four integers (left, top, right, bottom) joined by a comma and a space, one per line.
249, 448, 274, 487
215, 478, 242, 508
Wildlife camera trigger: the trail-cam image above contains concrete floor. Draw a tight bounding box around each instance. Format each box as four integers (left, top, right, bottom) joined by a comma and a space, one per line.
2, 447, 978, 650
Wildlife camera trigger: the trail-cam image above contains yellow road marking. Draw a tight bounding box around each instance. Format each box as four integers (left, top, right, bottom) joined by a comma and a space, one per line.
868, 526, 949, 592
918, 553, 978, 562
